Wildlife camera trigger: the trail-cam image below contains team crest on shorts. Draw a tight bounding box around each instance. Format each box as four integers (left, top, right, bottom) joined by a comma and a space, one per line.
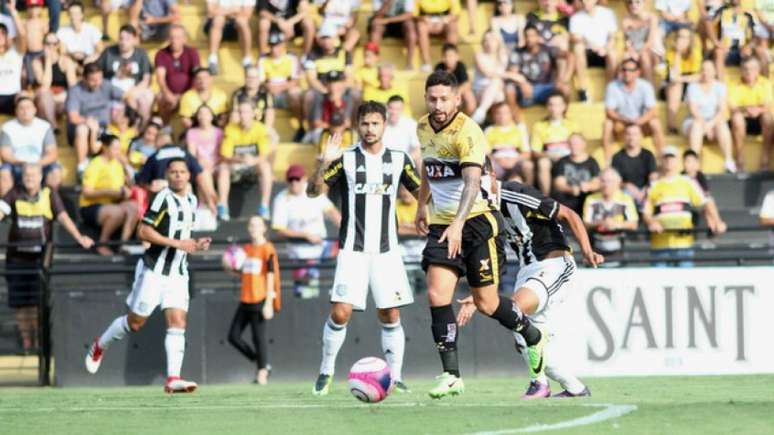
335, 284, 347, 296
137, 302, 148, 313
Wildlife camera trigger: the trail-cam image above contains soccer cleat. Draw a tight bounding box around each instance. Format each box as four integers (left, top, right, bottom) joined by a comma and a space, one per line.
84, 338, 104, 374
553, 387, 591, 398
312, 374, 332, 396
394, 380, 411, 394
164, 376, 197, 394
428, 372, 464, 399
521, 380, 550, 400
526, 330, 548, 381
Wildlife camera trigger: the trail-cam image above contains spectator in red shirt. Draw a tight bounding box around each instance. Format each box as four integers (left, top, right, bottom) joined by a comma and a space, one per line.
154, 24, 200, 121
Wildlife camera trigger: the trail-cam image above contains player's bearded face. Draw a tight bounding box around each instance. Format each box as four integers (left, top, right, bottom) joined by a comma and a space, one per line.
426, 85, 460, 125
358, 113, 385, 146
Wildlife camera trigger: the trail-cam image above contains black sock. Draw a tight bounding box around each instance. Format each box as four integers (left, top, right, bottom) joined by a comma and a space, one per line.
430, 305, 460, 377
487, 296, 542, 346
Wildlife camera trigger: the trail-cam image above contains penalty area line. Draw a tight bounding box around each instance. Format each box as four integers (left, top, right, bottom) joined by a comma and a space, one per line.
470, 403, 638, 434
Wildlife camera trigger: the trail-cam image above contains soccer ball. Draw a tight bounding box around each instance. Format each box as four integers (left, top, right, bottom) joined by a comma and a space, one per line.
222, 245, 246, 271
347, 357, 393, 403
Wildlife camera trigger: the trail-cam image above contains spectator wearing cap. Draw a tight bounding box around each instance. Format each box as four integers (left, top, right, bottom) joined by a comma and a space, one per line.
611, 124, 658, 208
384, 95, 420, 162
303, 21, 353, 117
32, 32, 78, 127
206, 0, 256, 74
257, 0, 315, 57
137, 0, 180, 41
603, 58, 665, 163
369, 0, 417, 70
217, 99, 274, 221
415, 0, 460, 72
178, 66, 229, 129
257, 32, 303, 140
308, 71, 352, 144
362, 64, 410, 115
230, 66, 275, 135
643, 145, 726, 267
728, 57, 773, 171
434, 43, 475, 114
272, 163, 340, 297
0, 96, 61, 196
0, 22, 24, 116
135, 127, 218, 212
65, 62, 125, 175
95, 24, 155, 126
57, 2, 103, 65
79, 134, 139, 256
99, 0, 142, 41
154, 24, 200, 121
0, 163, 93, 353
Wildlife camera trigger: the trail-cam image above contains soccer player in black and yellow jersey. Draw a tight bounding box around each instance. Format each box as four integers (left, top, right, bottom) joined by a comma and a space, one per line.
415, 71, 549, 399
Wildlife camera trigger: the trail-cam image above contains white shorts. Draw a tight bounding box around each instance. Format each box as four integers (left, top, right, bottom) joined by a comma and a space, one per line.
107, 0, 133, 10
212, 0, 256, 9
126, 260, 190, 317
513, 256, 576, 325
330, 250, 413, 311
754, 24, 773, 40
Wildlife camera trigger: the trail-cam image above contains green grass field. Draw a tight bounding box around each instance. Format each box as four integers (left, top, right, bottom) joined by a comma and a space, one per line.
1, 375, 772, 434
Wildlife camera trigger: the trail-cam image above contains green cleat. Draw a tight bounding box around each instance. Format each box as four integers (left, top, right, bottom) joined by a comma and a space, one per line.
527, 329, 548, 381
428, 372, 464, 399
312, 374, 332, 396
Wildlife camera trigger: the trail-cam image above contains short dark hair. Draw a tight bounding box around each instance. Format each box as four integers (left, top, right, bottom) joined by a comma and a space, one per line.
166, 157, 188, 170
425, 70, 458, 90
682, 149, 699, 160
83, 62, 102, 76
14, 95, 34, 108
192, 66, 210, 76
524, 24, 539, 34
119, 24, 137, 36
68, 1, 84, 10
387, 95, 405, 105
99, 133, 119, 147
0, 24, 8, 37
357, 101, 387, 121
621, 58, 640, 69
442, 43, 458, 53
546, 90, 566, 103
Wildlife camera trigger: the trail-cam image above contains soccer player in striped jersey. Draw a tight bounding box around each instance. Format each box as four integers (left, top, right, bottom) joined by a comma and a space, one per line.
307, 101, 421, 396
457, 179, 604, 399
84, 158, 212, 394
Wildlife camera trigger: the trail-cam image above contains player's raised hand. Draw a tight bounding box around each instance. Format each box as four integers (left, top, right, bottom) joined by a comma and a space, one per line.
195, 237, 212, 251
456, 296, 476, 327
439, 220, 464, 259
583, 250, 605, 268
320, 131, 344, 163
414, 205, 429, 235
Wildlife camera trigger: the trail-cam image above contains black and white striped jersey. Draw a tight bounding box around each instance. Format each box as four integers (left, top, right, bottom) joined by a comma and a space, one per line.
323, 144, 421, 253
499, 181, 570, 266
141, 188, 197, 276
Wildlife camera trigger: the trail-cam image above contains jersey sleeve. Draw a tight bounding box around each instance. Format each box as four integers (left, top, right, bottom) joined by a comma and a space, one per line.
322, 157, 345, 188
399, 153, 421, 192
500, 181, 559, 219
456, 119, 488, 168
142, 191, 169, 227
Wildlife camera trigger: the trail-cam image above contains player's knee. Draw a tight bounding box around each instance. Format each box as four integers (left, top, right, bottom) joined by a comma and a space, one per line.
377, 308, 400, 324
127, 314, 146, 332
473, 294, 498, 316
330, 304, 352, 325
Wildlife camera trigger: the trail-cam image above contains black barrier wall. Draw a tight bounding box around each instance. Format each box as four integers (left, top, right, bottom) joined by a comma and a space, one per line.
53, 280, 526, 387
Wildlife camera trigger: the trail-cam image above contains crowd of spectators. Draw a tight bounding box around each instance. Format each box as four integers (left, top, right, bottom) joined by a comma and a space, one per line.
3, 0, 774, 273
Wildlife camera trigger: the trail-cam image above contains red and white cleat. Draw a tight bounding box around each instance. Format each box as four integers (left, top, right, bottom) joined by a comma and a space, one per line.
85, 338, 104, 374
164, 376, 198, 394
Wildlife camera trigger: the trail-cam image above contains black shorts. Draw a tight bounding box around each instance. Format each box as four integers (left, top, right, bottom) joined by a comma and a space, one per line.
586, 49, 607, 68
421, 211, 506, 288
6, 257, 42, 308
368, 17, 405, 38
80, 204, 103, 228
0, 94, 15, 115
729, 116, 763, 135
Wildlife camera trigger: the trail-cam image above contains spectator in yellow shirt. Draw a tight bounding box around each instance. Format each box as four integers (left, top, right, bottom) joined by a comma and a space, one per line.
664, 28, 702, 133
79, 134, 139, 256
642, 146, 726, 267
530, 92, 576, 195
217, 100, 274, 221
362, 64, 410, 115
483, 102, 532, 183
415, 0, 461, 72
178, 67, 229, 129
729, 57, 773, 171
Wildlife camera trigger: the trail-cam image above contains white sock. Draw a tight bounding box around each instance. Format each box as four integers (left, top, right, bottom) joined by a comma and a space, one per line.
98, 315, 130, 350
319, 317, 347, 376
381, 321, 405, 382
513, 332, 548, 384
208, 53, 218, 64
544, 340, 585, 394
165, 328, 186, 378
242, 56, 253, 66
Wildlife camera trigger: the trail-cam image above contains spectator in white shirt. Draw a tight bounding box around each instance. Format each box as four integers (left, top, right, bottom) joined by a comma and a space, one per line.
57, 2, 104, 65
272, 164, 340, 297
206, 0, 256, 74
760, 189, 774, 253
383, 95, 420, 162
655, 0, 692, 36
570, 0, 618, 102
0, 23, 23, 116
0, 96, 61, 195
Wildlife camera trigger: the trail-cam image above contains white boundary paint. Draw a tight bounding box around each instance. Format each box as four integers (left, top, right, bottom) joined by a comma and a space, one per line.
470, 403, 638, 435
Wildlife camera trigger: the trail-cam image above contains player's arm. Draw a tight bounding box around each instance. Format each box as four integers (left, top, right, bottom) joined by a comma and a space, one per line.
138, 223, 197, 253
56, 211, 94, 249
556, 204, 604, 268
414, 163, 431, 235
307, 131, 343, 198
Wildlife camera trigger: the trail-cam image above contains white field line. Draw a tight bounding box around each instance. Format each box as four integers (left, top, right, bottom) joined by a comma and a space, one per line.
470, 403, 638, 434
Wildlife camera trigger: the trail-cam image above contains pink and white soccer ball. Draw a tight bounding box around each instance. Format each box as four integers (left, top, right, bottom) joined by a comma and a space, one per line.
348, 357, 393, 403
222, 245, 247, 270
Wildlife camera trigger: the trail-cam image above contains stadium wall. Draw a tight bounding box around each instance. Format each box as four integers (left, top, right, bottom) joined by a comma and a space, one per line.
52, 266, 774, 386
